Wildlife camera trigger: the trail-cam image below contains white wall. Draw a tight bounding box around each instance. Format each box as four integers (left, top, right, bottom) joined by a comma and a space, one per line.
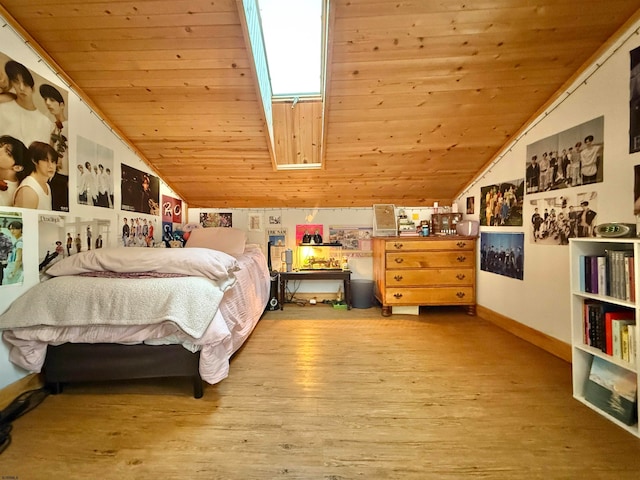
455, 18, 640, 343
0, 20, 183, 389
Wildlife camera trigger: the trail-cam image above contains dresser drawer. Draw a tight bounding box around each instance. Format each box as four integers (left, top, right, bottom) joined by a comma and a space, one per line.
385, 268, 474, 287
384, 286, 475, 305
384, 239, 473, 252
386, 251, 474, 268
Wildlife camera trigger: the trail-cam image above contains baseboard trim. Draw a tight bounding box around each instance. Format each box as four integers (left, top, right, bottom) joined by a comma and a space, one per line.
477, 305, 571, 363
0, 373, 44, 409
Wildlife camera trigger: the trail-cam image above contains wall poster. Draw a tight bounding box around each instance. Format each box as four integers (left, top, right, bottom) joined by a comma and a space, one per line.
529, 191, 598, 245
480, 232, 524, 280
0, 211, 23, 286
121, 163, 160, 215
200, 212, 232, 227
526, 116, 604, 193
480, 178, 524, 226
328, 225, 373, 257
76, 136, 114, 208
0, 51, 69, 211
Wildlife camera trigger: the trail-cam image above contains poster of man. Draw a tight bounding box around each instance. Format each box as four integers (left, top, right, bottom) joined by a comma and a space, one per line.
529, 192, 598, 245
120, 214, 158, 247
480, 232, 524, 280
121, 163, 159, 215
526, 116, 604, 193
76, 136, 115, 208
0, 211, 23, 286
37, 215, 112, 279
480, 178, 524, 226
0, 51, 69, 211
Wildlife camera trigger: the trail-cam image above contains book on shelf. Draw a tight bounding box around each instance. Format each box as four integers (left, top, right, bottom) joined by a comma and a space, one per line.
612, 317, 635, 361
629, 325, 637, 365
579, 249, 635, 300
583, 300, 634, 355
583, 356, 638, 426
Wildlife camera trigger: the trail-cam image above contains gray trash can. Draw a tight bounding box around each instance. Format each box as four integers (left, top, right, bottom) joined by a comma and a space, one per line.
351, 279, 374, 309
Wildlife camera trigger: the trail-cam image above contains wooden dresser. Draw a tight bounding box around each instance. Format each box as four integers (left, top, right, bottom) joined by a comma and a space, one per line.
373, 236, 476, 316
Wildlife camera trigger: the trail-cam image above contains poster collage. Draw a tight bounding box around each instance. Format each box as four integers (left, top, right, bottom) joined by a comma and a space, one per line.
0, 49, 183, 287
476, 114, 605, 281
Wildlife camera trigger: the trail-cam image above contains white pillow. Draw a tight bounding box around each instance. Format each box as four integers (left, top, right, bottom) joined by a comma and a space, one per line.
184, 227, 246, 255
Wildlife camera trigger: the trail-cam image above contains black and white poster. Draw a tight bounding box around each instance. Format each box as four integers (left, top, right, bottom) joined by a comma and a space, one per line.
529, 191, 598, 245
526, 116, 604, 193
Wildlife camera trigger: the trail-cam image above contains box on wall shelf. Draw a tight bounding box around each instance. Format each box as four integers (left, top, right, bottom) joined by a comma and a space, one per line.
297, 243, 344, 270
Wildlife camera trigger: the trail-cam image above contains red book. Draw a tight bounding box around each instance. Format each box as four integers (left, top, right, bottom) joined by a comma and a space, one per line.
605, 310, 635, 355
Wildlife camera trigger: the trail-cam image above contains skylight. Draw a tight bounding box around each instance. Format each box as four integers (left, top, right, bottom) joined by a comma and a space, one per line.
258, 0, 323, 97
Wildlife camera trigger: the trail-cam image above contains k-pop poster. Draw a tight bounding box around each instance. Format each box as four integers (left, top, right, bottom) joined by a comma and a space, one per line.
480, 232, 524, 280
38, 215, 113, 280
0, 211, 23, 286
526, 116, 604, 193
0, 51, 69, 211
121, 164, 160, 215
200, 212, 232, 227
119, 214, 159, 247
529, 191, 598, 245
76, 136, 114, 208
480, 179, 524, 226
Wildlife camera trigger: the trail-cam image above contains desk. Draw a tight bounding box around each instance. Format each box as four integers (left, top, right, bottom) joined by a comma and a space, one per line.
279, 270, 351, 310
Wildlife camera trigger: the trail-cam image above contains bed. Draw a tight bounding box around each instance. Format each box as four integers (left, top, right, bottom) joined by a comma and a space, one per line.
0, 228, 270, 398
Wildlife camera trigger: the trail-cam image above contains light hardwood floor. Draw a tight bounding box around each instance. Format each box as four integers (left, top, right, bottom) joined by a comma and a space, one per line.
2, 305, 640, 479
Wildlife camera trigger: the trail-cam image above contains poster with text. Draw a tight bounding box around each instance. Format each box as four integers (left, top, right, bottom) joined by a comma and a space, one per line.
38, 214, 113, 279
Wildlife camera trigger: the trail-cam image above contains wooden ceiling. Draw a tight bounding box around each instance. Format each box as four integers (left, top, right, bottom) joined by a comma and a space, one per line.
1, 0, 639, 208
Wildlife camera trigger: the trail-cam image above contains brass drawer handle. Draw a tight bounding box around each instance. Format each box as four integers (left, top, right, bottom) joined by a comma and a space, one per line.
393, 293, 403, 299
393, 242, 404, 250
456, 274, 466, 280
456, 241, 466, 248
457, 255, 466, 262
456, 292, 465, 298
393, 275, 403, 281
394, 257, 404, 264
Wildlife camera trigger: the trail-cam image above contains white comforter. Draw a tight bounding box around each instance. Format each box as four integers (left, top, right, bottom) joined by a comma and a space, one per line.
1, 246, 270, 384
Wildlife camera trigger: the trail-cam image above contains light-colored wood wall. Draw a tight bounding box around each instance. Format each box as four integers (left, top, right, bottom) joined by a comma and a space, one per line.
273, 99, 323, 167
1, 1, 639, 207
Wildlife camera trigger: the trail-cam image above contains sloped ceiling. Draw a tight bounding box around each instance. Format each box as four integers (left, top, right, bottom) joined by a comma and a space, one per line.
1, 0, 639, 208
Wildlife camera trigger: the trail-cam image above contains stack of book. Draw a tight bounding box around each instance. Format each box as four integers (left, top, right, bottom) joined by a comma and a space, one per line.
583, 300, 636, 364
579, 249, 635, 302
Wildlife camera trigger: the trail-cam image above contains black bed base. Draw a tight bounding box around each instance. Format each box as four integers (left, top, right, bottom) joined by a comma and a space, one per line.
43, 343, 204, 398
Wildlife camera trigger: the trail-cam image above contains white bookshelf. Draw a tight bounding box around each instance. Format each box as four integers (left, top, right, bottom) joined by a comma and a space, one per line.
569, 238, 639, 437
